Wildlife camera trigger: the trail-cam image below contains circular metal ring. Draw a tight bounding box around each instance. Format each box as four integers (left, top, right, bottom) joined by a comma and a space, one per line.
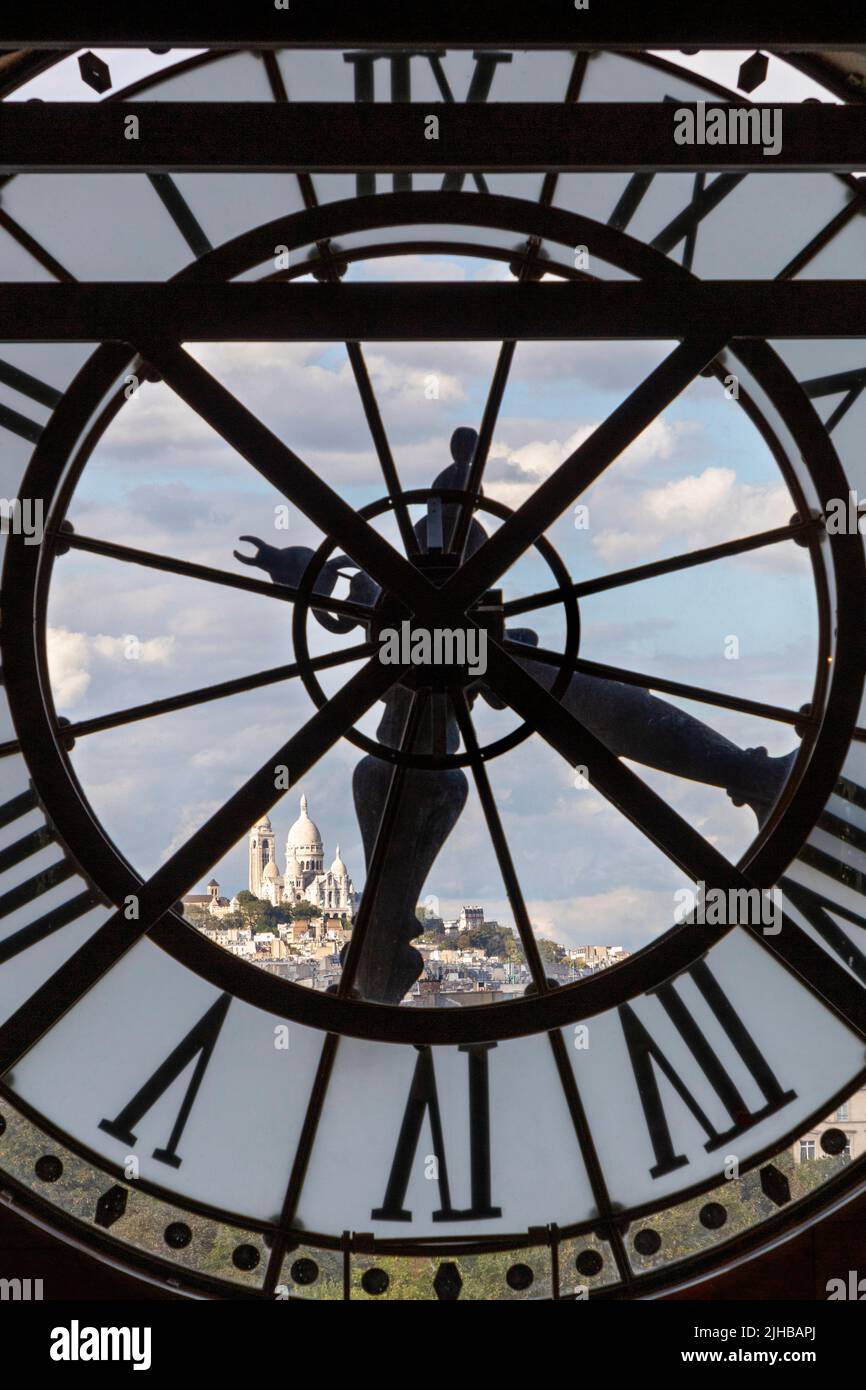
291, 486, 580, 770
3, 192, 863, 1046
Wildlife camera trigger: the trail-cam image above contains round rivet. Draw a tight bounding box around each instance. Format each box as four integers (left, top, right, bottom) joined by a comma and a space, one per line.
164, 1222, 192, 1249
821, 1128, 848, 1156
633, 1229, 662, 1257
290, 1258, 319, 1286
35, 1155, 62, 1183
699, 1202, 728, 1231
575, 1249, 603, 1277
232, 1244, 261, 1271
361, 1267, 390, 1296
506, 1263, 534, 1291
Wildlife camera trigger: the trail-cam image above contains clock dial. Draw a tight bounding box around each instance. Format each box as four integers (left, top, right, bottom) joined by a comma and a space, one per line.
1, 43, 866, 1299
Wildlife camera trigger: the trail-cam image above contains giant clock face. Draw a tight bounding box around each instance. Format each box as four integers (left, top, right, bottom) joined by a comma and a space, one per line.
1, 44, 866, 1300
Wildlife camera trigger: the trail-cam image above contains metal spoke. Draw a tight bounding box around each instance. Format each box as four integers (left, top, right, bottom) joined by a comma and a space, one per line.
502, 639, 814, 729
63, 531, 372, 623
445, 335, 728, 608
263, 1030, 341, 1293
448, 340, 516, 558
264, 689, 425, 1285
545, 1028, 633, 1290
447, 53, 589, 562
777, 182, 866, 280
501, 518, 819, 617
452, 691, 548, 990
148, 174, 213, 259
261, 49, 418, 559
0, 207, 75, 282
478, 637, 866, 1048
134, 339, 435, 606
62, 641, 376, 740
345, 340, 420, 558
488, 641, 866, 1046
481, 638, 767, 891
0, 654, 405, 1074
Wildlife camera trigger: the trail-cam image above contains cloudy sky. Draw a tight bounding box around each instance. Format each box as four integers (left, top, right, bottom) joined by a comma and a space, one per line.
9, 45, 847, 957
42, 325, 818, 956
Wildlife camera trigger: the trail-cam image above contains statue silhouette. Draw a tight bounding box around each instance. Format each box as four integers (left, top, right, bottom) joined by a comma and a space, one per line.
237, 427, 796, 1002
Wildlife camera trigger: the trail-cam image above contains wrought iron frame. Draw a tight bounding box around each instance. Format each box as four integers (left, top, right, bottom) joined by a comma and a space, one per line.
2, 37, 866, 1300
3, 189, 864, 1049
1, 1, 866, 51
3, 101, 866, 174
2, 279, 866, 339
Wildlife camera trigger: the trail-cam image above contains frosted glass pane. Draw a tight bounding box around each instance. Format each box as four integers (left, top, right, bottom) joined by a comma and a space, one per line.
2, 176, 193, 280
172, 173, 307, 249
0, 901, 110, 1030
0, 225, 57, 281
298, 1031, 595, 1237
568, 929, 864, 1210
9, 940, 327, 1222
579, 53, 726, 105
132, 51, 272, 103
633, 174, 848, 279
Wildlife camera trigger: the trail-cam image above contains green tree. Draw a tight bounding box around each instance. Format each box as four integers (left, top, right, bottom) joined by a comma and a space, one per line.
291, 901, 320, 920
537, 938, 566, 966
219, 911, 247, 931
183, 903, 209, 926
449, 924, 523, 963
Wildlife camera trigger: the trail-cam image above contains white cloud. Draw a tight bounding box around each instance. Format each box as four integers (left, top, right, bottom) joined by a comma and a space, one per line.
161, 798, 225, 862
485, 416, 698, 512
463, 887, 682, 953
591, 467, 792, 566
46, 626, 176, 711
46, 628, 92, 708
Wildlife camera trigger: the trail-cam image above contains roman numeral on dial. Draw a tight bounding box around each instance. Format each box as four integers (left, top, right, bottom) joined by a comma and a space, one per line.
0, 356, 61, 443
99, 993, 231, 1169
372, 1043, 501, 1222
0, 789, 100, 968
343, 49, 512, 196
620, 959, 796, 1179
783, 775, 866, 983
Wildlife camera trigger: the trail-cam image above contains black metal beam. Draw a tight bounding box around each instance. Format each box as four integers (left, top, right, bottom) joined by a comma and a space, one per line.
2, 103, 865, 173
2, 281, 865, 341
0, 2, 864, 49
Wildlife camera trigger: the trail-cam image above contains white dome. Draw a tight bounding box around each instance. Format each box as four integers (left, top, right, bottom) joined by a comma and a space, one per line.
286, 851, 302, 879
262, 860, 281, 881
330, 846, 348, 879
287, 794, 323, 854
